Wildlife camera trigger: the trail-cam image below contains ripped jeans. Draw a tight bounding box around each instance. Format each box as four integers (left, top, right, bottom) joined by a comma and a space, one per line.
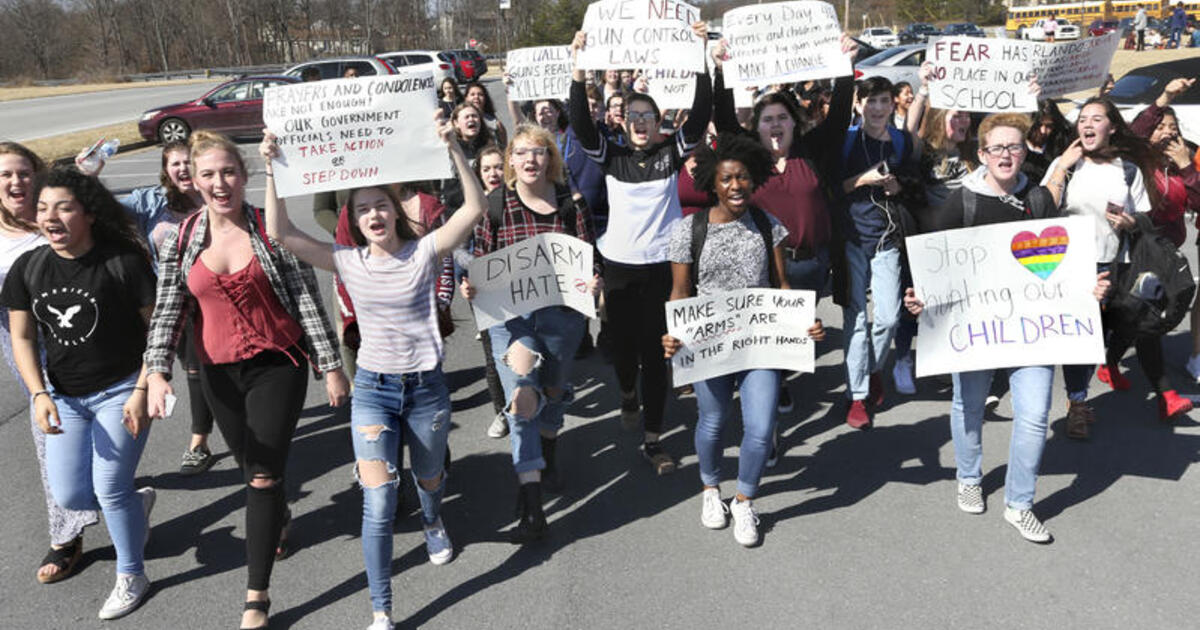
351, 365, 451, 615
488, 306, 587, 474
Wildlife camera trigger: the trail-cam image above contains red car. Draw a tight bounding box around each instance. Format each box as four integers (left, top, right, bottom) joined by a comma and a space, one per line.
1087, 20, 1120, 37
444, 50, 477, 82
138, 75, 300, 144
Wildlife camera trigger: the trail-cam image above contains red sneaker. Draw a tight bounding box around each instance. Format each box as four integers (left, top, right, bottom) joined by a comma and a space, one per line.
868, 372, 885, 407
846, 400, 871, 429
1096, 364, 1131, 391
1158, 390, 1193, 422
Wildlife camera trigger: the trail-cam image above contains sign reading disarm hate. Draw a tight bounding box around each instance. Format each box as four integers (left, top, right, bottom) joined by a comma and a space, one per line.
505, 46, 573, 101
905, 217, 1104, 377
263, 71, 451, 197
666, 289, 816, 386
577, 0, 704, 72
468, 233, 596, 329
723, 1, 851, 88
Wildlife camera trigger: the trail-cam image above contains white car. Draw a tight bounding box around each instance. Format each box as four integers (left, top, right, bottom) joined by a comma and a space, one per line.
860, 27, 899, 49
1022, 19, 1082, 41
377, 50, 456, 85
1065, 59, 1199, 145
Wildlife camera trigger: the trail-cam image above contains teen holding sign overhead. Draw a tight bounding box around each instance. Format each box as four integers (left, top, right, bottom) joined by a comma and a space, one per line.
567, 23, 712, 475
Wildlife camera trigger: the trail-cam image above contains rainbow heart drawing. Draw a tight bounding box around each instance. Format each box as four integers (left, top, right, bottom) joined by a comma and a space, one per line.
1011, 226, 1069, 280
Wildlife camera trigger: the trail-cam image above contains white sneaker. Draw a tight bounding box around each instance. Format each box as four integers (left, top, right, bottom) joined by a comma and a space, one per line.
423, 518, 454, 565
367, 615, 394, 630
1004, 507, 1052, 544
1187, 353, 1200, 383
729, 497, 760, 547
892, 355, 916, 395
957, 483, 985, 514
97, 573, 150, 619
985, 395, 1002, 411
138, 487, 157, 547
700, 488, 728, 529
485, 412, 509, 438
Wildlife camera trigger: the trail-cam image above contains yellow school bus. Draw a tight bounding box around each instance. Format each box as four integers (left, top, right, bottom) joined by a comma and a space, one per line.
1005, 0, 1196, 33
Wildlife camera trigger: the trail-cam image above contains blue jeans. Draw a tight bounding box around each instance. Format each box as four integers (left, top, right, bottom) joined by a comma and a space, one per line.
694, 369, 780, 498
351, 366, 451, 614
784, 246, 830, 295
843, 242, 903, 400
45, 373, 149, 576
489, 306, 587, 474
950, 366, 1054, 510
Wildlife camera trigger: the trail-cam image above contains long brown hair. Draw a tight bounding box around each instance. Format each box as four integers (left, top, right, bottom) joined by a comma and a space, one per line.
159, 141, 199, 215
0, 141, 46, 232
345, 185, 420, 247
1076, 97, 1162, 209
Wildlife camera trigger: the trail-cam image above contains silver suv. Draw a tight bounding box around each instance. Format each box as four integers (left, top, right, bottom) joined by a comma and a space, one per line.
283, 56, 396, 80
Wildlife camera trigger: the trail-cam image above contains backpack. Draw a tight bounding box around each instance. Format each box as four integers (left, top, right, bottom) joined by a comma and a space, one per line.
840, 124, 908, 173
1106, 213, 1196, 338
689, 206, 778, 294
485, 185, 579, 242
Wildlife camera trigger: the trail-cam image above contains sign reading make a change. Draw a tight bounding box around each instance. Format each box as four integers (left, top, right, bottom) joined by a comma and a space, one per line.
263, 71, 451, 197
468, 233, 596, 329
906, 217, 1104, 377
666, 288, 816, 386
723, 1, 851, 88
578, 0, 705, 72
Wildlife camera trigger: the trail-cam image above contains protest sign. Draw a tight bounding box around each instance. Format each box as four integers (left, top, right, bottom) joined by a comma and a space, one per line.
468, 233, 596, 329
641, 68, 696, 109
665, 289, 816, 386
578, 0, 704, 72
722, 1, 851, 89
926, 32, 1119, 112
905, 217, 1104, 377
263, 71, 451, 197
505, 46, 572, 101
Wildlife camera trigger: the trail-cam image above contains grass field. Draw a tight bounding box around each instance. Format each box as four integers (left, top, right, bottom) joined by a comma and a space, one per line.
0, 77, 222, 103
23, 122, 144, 164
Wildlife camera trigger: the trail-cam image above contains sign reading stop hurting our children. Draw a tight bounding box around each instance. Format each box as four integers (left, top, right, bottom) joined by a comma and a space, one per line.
905, 217, 1104, 377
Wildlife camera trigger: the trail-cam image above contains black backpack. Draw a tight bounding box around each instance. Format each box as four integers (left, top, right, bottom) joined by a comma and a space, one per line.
689, 206, 778, 294
1107, 213, 1196, 338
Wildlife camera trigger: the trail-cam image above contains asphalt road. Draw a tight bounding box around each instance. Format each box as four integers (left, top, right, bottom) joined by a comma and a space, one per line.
3, 81, 1200, 629
0, 81, 223, 142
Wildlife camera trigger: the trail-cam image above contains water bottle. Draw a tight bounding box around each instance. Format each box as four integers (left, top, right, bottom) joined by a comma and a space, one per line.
77, 138, 120, 174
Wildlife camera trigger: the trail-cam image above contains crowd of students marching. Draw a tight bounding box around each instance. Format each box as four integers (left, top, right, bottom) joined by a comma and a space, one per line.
2, 21, 1198, 629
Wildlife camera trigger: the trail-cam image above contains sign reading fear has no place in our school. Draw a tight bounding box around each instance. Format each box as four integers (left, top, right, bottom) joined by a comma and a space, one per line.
468, 233, 596, 329
722, 1, 851, 89
263, 71, 452, 198
925, 32, 1120, 113
666, 288, 816, 386
577, 0, 705, 72
906, 217, 1104, 378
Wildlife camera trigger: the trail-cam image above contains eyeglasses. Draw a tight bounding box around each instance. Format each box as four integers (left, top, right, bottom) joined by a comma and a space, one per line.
512, 147, 548, 159
982, 144, 1027, 157
626, 111, 657, 122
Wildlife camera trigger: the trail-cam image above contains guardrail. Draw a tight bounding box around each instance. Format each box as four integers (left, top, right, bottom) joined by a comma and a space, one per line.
0, 64, 289, 88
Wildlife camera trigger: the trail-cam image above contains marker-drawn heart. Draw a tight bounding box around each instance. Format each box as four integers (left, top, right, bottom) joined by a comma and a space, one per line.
1011, 226, 1069, 280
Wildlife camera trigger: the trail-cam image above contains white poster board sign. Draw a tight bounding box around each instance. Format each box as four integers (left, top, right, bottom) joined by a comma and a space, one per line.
263, 72, 451, 197
642, 68, 696, 109
906, 217, 1104, 377
926, 33, 1119, 112
666, 289, 816, 386
723, 1, 851, 88
505, 46, 572, 101
468, 233, 596, 329
578, 0, 704, 72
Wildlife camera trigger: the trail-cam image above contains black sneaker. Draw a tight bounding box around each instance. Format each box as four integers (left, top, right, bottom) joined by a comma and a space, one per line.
179, 447, 214, 476
641, 441, 676, 475
777, 387, 794, 414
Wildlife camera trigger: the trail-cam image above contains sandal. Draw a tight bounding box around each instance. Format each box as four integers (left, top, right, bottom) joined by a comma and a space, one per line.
36, 536, 82, 584
275, 509, 292, 560
240, 598, 271, 630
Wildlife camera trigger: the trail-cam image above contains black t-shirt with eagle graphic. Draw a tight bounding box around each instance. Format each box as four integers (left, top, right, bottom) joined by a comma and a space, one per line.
0, 243, 155, 396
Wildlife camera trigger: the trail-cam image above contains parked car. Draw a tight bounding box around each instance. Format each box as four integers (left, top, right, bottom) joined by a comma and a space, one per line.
850, 37, 882, 64
898, 22, 941, 44
859, 27, 899, 49
283, 56, 396, 80
441, 50, 476, 82
1066, 59, 1200, 144
942, 22, 986, 37
452, 49, 488, 77
377, 50, 456, 85
853, 44, 924, 86
1087, 19, 1121, 37
1022, 18, 1081, 41
138, 76, 299, 144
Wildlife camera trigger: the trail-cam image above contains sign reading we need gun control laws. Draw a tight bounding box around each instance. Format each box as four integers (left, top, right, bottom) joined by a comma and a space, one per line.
723, 1, 851, 88
906, 217, 1104, 377
468, 233, 596, 329
263, 71, 451, 198
666, 289, 816, 386
577, 0, 704, 72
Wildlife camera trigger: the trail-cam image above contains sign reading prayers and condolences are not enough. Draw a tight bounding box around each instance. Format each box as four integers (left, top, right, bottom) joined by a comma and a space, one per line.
925, 32, 1120, 112
905, 217, 1104, 377
665, 289, 816, 386
263, 71, 451, 197
577, 0, 705, 72
722, 1, 851, 88
468, 233, 596, 329
505, 46, 573, 101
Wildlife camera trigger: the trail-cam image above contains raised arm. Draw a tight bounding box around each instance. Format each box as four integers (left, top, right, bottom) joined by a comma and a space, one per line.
678, 21, 713, 146
568, 31, 602, 152
259, 131, 336, 272
434, 118, 487, 256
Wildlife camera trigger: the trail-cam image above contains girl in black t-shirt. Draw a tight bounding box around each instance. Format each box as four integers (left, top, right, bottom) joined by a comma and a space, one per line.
1, 168, 158, 620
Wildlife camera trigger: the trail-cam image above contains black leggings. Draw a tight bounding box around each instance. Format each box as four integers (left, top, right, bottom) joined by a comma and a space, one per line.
479, 329, 506, 415
178, 323, 214, 436
1107, 333, 1168, 392
603, 260, 672, 435
200, 349, 308, 591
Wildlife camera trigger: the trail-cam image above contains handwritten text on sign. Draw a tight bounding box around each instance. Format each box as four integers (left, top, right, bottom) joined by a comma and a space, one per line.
723, 1, 851, 89
642, 68, 696, 109
666, 289, 816, 386
578, 0, 704, 72
263, 72, 451, 197
926, 33, 1119, 112
468, 233, 596, 329
905, 217, 1103, 377
505, 46, 572, 102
